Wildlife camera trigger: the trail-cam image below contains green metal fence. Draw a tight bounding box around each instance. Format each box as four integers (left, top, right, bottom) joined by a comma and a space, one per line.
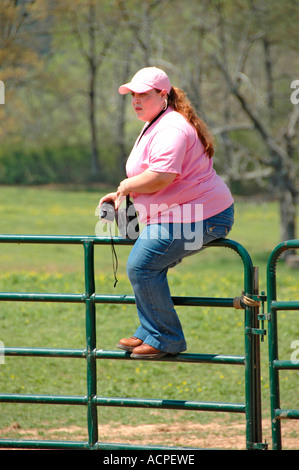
0, 235, 265, 449
266, 240, 299, 450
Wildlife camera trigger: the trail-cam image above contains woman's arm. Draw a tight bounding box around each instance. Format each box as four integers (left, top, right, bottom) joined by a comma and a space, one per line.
99, 170, 177, 210
117, 169, 177, 197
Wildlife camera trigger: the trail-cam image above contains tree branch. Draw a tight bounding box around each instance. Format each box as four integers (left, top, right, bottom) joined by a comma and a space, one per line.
213, 53, 292, 166
212, 123, 254, 135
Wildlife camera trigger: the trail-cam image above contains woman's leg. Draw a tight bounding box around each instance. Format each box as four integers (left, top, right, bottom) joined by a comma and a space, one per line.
124, 204, 234, 354
126, 223, 188, 354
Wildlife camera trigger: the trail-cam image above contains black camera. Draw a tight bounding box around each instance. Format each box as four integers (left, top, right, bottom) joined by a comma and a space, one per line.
99, 201, 115, 222
99, 197, 139, 240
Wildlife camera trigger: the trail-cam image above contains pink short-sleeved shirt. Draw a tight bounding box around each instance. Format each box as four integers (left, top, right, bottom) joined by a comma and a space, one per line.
126, 107, 234, 224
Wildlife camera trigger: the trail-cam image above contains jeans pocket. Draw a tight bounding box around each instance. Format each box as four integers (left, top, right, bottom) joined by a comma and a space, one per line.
203, 207, 234, 245
205, 221, 232, 239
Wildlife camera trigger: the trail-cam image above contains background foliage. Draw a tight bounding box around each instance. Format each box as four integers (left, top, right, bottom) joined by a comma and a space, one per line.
0, 0, 298, 185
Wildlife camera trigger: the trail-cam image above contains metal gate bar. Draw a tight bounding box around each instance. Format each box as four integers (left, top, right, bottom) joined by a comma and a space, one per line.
266, 239, 299, 450
0, 235, 263, 450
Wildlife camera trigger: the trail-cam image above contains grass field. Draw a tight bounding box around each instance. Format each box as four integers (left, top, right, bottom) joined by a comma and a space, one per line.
0, 185, 298, 449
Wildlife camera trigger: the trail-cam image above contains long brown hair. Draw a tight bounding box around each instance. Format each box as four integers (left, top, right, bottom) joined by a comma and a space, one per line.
168, 86, 214, 158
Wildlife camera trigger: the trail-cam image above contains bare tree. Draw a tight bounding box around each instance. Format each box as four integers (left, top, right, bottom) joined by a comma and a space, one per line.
217, 53, 297, 238
114, 46, 135, 180
117, 0, 170, 66
0, 0, 49, 141
69, 0, 119, 178
208, 0, 298, 251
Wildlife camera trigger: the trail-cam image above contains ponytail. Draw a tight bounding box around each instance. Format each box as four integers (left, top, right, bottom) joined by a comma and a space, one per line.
168, 87, 214, 158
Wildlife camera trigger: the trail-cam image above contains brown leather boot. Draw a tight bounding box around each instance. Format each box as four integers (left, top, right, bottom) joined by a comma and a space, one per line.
116, 336, 143, 352
130, 343, 168, 359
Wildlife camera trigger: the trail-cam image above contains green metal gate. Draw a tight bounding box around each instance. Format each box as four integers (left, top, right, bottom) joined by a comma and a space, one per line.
266, 240, 299, 450
0, 235, 265, 450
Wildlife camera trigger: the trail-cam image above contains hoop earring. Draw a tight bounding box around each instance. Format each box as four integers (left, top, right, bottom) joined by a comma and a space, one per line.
163, 99, 168, 110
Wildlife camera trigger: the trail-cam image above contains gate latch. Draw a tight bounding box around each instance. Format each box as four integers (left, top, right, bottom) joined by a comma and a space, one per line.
245, 327, 267, 336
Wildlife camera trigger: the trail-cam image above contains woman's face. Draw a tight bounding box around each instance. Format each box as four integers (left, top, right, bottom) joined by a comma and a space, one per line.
131, 89, 166, 122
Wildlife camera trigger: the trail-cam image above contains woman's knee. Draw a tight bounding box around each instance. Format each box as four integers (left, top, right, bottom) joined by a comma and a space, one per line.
126, 254, 145, 284
126, 258, 136, 282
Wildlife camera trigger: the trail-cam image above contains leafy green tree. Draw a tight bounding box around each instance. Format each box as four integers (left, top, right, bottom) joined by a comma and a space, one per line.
0, 0, 47, 141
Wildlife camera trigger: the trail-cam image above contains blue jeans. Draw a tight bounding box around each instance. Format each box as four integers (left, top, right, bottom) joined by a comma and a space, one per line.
126, 204, 234, 354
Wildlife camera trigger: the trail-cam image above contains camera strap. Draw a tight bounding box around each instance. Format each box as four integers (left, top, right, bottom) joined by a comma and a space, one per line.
110, 196, 137, 288
136, 107, 166, 146
109, 223, 119, 288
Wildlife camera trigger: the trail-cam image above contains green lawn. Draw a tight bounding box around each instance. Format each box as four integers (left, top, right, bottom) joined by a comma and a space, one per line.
0, 185, 298, 447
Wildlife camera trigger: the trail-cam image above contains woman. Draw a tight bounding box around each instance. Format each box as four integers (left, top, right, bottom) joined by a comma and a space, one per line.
99, 67, 234, 358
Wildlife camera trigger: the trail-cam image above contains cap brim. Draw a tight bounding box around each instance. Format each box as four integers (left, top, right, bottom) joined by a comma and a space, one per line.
118, 82, 153, 95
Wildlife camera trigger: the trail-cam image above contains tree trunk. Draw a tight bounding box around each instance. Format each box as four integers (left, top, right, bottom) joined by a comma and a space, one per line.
88, 0, 101, 179
89, 63, 100, 177
115, 53, 133, 181
279, 191, 296, 243
261, 36, 296, 247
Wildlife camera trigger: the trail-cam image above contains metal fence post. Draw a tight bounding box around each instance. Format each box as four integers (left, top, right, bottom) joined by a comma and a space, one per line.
83, 240, 98, 448
267, 239, 299, 450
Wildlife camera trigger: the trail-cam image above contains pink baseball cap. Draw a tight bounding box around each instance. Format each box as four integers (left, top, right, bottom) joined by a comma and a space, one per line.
119, 67, 172, 95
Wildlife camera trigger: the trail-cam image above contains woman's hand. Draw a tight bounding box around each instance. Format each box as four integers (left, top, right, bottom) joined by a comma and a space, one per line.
117, 179, 131, 198
99, 192, 117, 206
99, 192, 124, 210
